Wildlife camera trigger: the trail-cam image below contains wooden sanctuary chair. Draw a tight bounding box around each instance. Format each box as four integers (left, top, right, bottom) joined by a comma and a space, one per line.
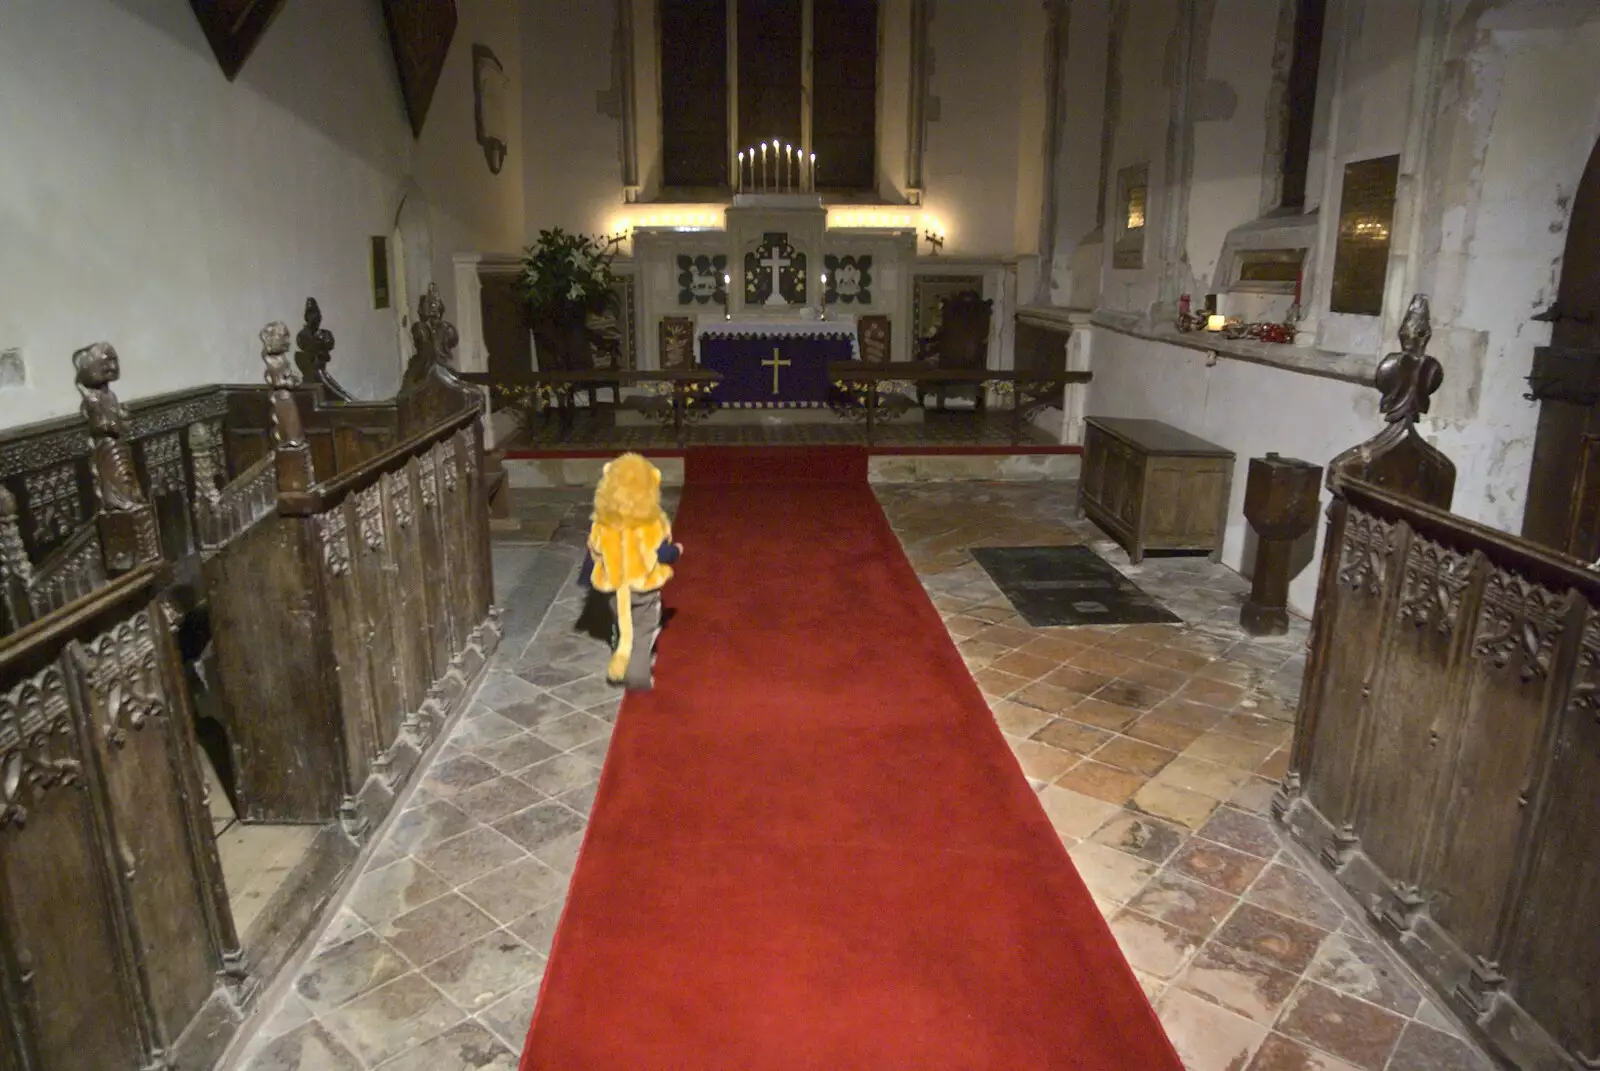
915, 290, 992, 410
858, 315, 891, 364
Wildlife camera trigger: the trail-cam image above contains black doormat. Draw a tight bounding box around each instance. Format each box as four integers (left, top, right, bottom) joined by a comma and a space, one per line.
970, 545, 1181, 628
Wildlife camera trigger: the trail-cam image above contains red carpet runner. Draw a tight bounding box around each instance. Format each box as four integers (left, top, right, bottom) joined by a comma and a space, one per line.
520, 446, 1181, 1070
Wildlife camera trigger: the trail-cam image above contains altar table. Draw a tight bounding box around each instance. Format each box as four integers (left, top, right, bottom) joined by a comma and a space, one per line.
698, 321, 858, 408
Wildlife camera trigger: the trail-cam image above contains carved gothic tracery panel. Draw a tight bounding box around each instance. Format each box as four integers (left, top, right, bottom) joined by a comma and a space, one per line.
389, 472, 414, 530
1472, 569, 1567, 682
1397, 536, 1475, 636
24, 465, 82, 543
1337, 510, 1395, 596
0, 666, 80, 828
143, 432, 186, 497
355, 486, 384, 552
77, 611, 166, 749
317, 508, 351, 577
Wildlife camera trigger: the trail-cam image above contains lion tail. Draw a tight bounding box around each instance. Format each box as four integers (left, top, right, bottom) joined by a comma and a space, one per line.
607, 582, 633, 683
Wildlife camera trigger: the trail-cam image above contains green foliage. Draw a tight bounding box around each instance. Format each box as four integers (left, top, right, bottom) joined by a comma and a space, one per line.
517, 228, 619, 324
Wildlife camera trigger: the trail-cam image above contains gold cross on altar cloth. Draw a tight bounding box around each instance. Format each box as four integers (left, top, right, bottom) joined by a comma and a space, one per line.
762, 348, 791, 394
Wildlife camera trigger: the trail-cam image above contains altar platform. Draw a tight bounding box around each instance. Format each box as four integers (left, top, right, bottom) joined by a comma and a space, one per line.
497, 408, 1082, 489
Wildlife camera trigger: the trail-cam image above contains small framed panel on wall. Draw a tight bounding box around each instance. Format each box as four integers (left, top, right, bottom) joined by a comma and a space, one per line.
382, 0, 458, 138
609, 275, 638, 369
1330, 154, 1400, 316
912, 276, 984, 341
188, 0, 290, 80
1113, 164, 1149, 270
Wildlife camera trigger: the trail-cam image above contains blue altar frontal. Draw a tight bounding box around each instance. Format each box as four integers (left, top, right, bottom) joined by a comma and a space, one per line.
698, 326, 857, 408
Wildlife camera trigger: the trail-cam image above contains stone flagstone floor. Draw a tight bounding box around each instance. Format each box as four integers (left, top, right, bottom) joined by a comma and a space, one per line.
231, 482, 1496, 1071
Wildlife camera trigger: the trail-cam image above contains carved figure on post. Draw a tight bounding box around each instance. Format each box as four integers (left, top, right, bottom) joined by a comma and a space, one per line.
74, 343, 144, 514
262, 321, 313, 493
295, 297, 354, 401
403, 283, 460, 387
1327, 294, 1456, 509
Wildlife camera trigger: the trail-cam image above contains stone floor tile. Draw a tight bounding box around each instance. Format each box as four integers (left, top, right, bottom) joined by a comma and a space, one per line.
256, 994, 316, 1042
1035, 785, 1122, 839
508, 900, 565, 956
370, 1020, 518, 1070
1245, 864, 1347, 931
1231, 776, 1283, 815
1184, 731, 1279, 772
416, 828, 529, 888
242, 1020, 364, 1071
1196, 807, 1282, 860
420, 931, 546, 1014
294, 931, 412, 1014
532, 712, 612, 752
991, 699, 1055, 738
1304, 934, 1421, 1018
1150, 697, 1231, 731
1031, 717, 1115, 755
1125, 714, 1210, 752
422, 754, 505, 799
1067, 697, 1144, 732
453, 776, 547, 824
1054, 759, 1148, 805
1176, 939, 1302, 1024
1092, 679, 1171, 712
1008, 739, 1079, 782
493, 802, 589, 855
1012, 680, 1086, 715
386, 800, 480, 856
1091, 735, 1178, 777
1109, 909, 1205, 979
473, 673, 545, 712
556, 781, 600, 816
380, 893, 500, 968
348, 858, 453, 928
452, 713, 528, 752
476, 979, 542, 1051
1211, 902, 1330, 977
1151, 756, 1252, 801
1089, 811, 1188, 866
315, 910, 371, 953
473, 727, 564, 772
513, 662, 589, 690
1131, 781, 1220, 830
1156, 984, 1269, 1071
971, 666, 1030, 698
1040, 664, 1115, 697
1384, 1020, 1494, 1071
459, 857, 572, 925
321, 973, 465, 1068
548, 674, 622, 709
1246, 1032, 1363, 1070
1275, 983, 1406, 1071
518, 755, 602, 798
1066, 841, 1158, 904
1125, 870, 1238, 938
1215, 712, 1294, 748
531, 829, 587, 875
1168, 838, 1271, 895
988, 650, 1059, 681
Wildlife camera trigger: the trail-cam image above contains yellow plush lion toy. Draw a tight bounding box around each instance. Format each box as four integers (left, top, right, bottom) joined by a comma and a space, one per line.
587, 453, 675, 685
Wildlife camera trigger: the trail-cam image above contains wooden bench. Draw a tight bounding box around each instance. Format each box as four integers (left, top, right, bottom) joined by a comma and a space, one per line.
1079, 416, 1234, 563
827, 362, 1093, 444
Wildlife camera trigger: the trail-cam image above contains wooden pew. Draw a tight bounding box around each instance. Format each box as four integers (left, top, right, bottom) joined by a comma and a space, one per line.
1276, 297, 1595, 1071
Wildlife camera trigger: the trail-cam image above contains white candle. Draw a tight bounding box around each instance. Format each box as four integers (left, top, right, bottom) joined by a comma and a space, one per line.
809, 152, 817, 192
736, 151, 744, 193
759, 144, 766, 189
771, 139, 780, 191
785, 145, 793, 192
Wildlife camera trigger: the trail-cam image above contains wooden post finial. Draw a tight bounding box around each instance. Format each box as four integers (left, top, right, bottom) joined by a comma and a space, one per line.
295, 297, 354, 401
72, 342, 159, 571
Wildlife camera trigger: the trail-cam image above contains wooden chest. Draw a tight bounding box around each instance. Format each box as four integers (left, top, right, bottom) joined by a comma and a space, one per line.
1079, 416, 1234, 563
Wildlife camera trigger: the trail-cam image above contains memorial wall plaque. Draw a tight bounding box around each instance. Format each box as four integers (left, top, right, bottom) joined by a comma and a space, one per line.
1330, 154, 1400, 316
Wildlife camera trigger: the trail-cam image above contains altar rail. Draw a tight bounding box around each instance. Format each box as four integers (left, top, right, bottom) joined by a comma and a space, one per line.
1276, 297, 1597, 1071
0, 564, 246, 1071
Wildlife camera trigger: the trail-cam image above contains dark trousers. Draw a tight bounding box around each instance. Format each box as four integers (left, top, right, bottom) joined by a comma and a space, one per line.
611, 588, 663, 689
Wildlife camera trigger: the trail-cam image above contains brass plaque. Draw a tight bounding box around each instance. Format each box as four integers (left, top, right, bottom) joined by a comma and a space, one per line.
1330, 155, 1399, 316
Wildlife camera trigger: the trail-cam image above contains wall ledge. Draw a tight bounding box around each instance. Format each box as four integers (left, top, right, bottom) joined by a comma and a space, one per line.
1088, 310, 1376, 386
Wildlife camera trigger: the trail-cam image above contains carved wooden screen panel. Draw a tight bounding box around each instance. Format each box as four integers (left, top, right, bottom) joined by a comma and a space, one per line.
316, 500, 380, 795
138, 431, 194, 562
73, 610, 223, 1043
351, 484, 405, 757
1501, 605, 1600, 1059
204, 517, 346, 823
458, 427, 492, 628
438, 437, 475, 657
0, 664, 146, 1070
385, 465, 433, 717
1300, 501, 1399, 835
417, 449, 455, 679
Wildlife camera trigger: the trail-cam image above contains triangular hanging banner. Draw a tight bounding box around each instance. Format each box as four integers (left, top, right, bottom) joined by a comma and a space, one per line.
188, 0, 290, 81
382, 0, 458, 138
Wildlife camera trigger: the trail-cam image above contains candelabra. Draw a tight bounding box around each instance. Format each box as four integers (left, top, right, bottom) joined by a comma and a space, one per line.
736, 141, 816, 193
922, 230, 944, 256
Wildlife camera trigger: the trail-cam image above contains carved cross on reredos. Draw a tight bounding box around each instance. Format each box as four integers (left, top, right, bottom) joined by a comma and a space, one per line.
744, 233, 807, 307
1329, 294, 1458, 509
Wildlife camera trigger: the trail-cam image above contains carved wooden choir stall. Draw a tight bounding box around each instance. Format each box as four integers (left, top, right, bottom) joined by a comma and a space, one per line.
0, 285, 499, 1071
1276, 296, 1597, 1071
